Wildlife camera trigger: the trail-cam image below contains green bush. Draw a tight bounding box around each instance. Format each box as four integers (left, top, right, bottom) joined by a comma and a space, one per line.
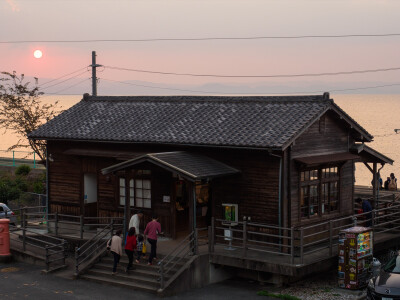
15, 165, 31, 176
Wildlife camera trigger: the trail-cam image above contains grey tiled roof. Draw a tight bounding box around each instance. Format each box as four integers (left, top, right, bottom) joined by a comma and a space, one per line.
29, 95, 372, 149
101, 151, 240, 181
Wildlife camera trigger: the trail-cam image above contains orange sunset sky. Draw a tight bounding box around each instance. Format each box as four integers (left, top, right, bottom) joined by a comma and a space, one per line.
1, 0, 400, 94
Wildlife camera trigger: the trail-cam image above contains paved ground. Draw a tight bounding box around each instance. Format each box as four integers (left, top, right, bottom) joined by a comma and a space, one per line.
0, 261, 275, 300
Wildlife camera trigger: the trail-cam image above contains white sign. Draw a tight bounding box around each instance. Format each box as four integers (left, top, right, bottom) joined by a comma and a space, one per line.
163, 196, 170, 203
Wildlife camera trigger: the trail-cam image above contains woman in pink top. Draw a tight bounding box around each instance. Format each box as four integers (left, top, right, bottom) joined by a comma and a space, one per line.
144, 215, 162, 265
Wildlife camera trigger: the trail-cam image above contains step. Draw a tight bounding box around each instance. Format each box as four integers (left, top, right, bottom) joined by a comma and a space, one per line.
79, 274, 157, 293
102, 255, 187, 270
93, 262, 160, 278
86, 268, 160, 288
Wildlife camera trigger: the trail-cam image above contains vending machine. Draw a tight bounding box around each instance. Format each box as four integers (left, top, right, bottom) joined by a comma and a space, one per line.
338, 226, 373, 289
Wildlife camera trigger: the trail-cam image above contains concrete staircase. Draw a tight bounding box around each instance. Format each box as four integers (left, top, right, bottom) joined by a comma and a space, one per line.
79, 254, 187, 294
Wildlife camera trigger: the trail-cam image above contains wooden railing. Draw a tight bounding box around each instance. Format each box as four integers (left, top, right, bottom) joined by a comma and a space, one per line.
209, 194, 400, 266
9, 224, 67, 272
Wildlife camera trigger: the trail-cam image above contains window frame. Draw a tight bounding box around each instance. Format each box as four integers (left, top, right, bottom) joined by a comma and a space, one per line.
118, 169, 152, 209
299, 165, 340, 220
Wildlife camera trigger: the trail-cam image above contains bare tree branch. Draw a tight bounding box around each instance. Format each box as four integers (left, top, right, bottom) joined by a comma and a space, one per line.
0, 71, 62, 162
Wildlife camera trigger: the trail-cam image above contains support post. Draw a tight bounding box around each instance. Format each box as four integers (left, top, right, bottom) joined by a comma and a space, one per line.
75, 247, 79, 276
91, 51, 98, 96
290, 227, 294, 265
242, 220, 247, 258
55, 212, 58, 236
22, 227, 26, 252
373, 162, 377, 208
80, 215, 84, 239
194, 228, 198, 255
210, 217, 215, 253
329, 220, 333, 256
45, 245, 49, 272
300, 227, 304, 265
372, 210, 376, 228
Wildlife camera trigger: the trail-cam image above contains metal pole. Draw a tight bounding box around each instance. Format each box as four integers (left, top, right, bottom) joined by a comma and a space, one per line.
80, 215, 84, 239
33, 152, 36, 169
242, 220, 247, 258
12, 151, 15, 167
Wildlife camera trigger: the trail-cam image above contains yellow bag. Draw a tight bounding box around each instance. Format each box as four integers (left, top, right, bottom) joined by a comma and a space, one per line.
142, 243, 147, 254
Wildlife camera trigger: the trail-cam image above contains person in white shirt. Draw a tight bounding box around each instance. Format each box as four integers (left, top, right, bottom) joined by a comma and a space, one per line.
128, 210, 143, 235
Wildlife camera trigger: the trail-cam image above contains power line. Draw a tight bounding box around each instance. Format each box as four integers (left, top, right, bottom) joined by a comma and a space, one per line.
105, 65, 400, 79
2, 33, 400, 44
44, 78, 90, 95
40, 70, 89, 90
100, 77, 400, 95
39, 67, 88, 87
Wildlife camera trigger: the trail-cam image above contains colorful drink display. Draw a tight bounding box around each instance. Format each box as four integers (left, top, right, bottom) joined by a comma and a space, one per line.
338, 227, 373, 290
357, 231, 372, 259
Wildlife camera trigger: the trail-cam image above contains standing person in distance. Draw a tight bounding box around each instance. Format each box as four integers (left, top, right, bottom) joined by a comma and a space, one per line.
107, 229, 123, 275
388, 173, 398, 191
355, 197, 373, 227
124, 227, 137, 272
144, 215, 162, 265
129, 210, 143, 236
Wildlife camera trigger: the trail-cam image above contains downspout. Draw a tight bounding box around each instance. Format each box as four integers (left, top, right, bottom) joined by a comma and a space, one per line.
269, 152, 283, 242
46, 148, 49, 232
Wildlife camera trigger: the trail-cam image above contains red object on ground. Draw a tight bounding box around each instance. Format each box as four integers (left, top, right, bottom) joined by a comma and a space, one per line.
0, 219, 11, 256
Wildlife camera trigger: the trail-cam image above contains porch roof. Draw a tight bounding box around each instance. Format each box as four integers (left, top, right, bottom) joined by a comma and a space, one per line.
101, 151, 240, 181
294, 152, 360, 165
351, 143, 394, 165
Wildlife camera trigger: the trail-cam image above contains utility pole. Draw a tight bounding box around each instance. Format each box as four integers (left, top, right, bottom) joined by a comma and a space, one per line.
91, 51, 102, 96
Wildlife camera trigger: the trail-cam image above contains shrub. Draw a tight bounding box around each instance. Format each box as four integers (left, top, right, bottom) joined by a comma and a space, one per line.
15, 165, 31, 176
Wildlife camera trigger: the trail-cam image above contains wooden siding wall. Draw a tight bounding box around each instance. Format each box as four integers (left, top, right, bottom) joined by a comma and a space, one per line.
291, 112, 349, 158
289, 112, 355, 227
210, 150, 280, 225
47, 141, 281, 229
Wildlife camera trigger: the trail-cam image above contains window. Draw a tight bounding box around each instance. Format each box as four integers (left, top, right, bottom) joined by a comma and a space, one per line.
119, 170, 151, 208
300, 166, 339, 219
135, 179, 151, 208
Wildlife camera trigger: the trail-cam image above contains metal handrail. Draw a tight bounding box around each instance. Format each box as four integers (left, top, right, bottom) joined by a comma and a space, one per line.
158, 231, 196, 290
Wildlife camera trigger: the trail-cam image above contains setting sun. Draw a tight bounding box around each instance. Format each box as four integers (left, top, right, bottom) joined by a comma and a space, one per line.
33, 49, 43, 59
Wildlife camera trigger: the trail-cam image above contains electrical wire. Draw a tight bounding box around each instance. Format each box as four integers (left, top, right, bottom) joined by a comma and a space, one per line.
39, 67, 88, 87
2, 33, 400, 44
104, 65, 400, 79
40, 70, 89, 90
100, 78, 400, 95
43, 78, 90, 95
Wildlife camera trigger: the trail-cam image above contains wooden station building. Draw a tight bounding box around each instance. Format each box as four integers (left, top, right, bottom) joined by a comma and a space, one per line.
28, 93, 393, 239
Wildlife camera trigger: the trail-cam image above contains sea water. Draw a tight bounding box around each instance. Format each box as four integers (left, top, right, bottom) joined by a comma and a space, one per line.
0, 93, 398, 186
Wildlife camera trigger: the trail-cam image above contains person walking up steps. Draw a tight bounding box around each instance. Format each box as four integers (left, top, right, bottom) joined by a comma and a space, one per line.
107, 229, 123, 275
144, 215, 162, 265
124, 227, 137, 272
129, 210, 143, 236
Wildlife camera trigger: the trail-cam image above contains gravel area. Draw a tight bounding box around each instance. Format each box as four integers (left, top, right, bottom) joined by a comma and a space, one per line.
266, 271, 366, 300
